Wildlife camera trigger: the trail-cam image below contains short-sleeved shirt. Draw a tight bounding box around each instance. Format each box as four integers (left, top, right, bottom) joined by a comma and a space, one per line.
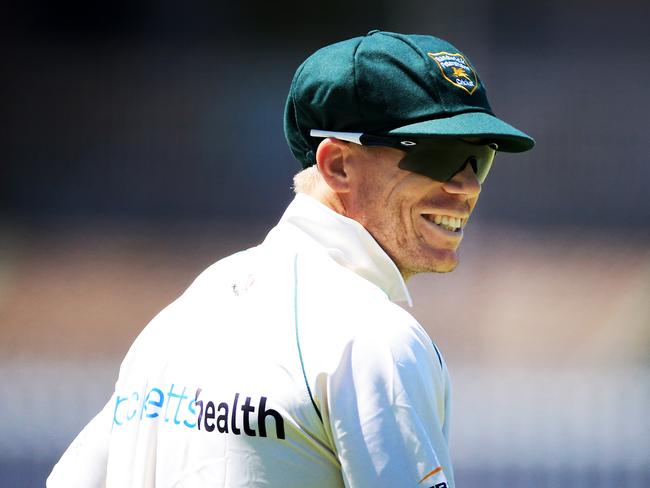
48, 193, 454, 488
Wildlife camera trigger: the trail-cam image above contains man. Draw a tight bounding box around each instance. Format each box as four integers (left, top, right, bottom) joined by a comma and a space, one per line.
48, 30, 533, 487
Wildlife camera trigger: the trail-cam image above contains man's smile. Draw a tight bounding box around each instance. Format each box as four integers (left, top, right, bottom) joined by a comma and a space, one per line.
421, 213, 466, 233
419, 213, 465, 242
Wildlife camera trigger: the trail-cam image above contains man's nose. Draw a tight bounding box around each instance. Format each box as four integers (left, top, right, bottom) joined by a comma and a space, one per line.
441, 163, 481, 197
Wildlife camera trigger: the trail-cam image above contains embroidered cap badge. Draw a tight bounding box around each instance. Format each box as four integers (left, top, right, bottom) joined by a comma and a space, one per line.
428, 51, 479, 95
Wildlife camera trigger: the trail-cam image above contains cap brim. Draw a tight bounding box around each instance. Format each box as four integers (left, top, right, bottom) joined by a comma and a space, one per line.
386, 111, 535, 153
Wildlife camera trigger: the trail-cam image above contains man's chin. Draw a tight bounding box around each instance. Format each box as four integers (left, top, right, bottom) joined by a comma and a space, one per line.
399, 257, 459, 280
430, 259, 459, 274
434, 262, 459, 273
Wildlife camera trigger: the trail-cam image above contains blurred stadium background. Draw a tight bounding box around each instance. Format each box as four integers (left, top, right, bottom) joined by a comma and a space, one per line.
1, 0, 649, 486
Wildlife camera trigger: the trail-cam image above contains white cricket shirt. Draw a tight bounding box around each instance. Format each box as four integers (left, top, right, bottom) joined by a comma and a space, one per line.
48, 193, 454, 488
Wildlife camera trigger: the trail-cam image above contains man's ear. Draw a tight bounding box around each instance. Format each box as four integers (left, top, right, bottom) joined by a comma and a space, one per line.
315, 138, 352, 193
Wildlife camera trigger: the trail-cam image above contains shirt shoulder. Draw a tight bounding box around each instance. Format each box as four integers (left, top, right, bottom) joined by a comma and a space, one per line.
117, 246, 264, 374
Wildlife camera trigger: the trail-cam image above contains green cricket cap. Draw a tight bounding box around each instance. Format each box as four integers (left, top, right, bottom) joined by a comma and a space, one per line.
284, 30, 534, 168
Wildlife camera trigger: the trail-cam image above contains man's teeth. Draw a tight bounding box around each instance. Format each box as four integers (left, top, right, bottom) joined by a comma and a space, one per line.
429, 215, 464, 231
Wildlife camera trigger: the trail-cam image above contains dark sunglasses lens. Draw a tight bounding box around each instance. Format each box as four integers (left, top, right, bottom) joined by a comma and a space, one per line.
397, 140, 495, 183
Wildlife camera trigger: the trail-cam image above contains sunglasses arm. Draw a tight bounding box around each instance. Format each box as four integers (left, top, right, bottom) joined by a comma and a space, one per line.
309, 130, 363, 145
309, 130, 416, 151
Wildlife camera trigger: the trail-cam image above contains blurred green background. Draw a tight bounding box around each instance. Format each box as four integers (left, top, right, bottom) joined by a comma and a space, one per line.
1, 0, 649, 486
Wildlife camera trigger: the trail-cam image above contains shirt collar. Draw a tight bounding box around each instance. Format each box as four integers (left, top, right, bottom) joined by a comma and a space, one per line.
274, 193, 413, 306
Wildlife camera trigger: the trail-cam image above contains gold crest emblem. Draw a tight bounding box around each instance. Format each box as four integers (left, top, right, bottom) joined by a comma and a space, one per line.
428, 52, 479, 95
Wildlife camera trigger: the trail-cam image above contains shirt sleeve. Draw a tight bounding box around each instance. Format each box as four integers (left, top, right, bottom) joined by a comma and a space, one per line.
325, 323, 452, 488
46, 396, 114, 488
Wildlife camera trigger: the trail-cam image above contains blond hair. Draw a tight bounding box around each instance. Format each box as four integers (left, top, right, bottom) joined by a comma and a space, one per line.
292, 165, 324, 195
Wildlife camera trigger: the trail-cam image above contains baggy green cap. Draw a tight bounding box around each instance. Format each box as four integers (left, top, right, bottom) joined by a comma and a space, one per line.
284, 30, 534, 168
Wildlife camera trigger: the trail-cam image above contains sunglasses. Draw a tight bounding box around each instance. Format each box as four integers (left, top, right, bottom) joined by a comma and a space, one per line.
310, 130, 498, 183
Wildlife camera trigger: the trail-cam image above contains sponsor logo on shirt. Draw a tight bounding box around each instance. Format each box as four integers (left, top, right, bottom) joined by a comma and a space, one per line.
112, 383, 285, 440
419, 466, 447, 488
195, 388, 285, 439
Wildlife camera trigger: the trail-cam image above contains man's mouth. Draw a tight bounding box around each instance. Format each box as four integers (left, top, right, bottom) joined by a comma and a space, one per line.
422, 214, 465, 232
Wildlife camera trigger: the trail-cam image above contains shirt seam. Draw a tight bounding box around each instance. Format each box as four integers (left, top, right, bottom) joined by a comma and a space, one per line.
431, 340, 443, 369
293, 252, 324, 423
